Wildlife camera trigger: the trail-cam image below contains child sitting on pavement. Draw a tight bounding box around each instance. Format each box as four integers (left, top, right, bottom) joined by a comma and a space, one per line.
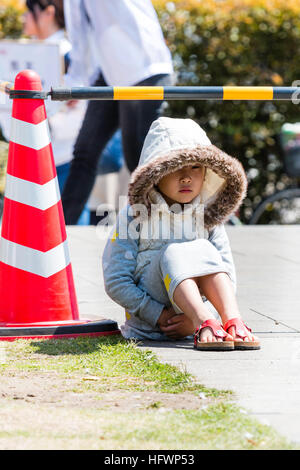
102, 117, 260, 350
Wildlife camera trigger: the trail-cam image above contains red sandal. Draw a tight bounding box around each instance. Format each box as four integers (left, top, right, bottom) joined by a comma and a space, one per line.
194, 319, 234, 351
223, 318, 261, 350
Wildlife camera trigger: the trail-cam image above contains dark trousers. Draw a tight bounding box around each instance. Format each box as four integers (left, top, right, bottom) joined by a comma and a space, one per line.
61, 73, 172, 224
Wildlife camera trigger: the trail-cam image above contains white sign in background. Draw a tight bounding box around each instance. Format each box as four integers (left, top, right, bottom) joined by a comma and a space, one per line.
0, 40, 64, 139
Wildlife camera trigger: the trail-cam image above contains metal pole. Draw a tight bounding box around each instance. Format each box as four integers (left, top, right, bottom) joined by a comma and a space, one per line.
49, 86, 299, 101
1, 80, 299, 101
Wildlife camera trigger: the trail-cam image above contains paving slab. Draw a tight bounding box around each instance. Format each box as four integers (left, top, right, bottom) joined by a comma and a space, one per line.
67, 225, 300, 445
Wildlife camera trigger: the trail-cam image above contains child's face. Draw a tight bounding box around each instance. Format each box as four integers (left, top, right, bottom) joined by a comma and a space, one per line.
157, 165, 205, 206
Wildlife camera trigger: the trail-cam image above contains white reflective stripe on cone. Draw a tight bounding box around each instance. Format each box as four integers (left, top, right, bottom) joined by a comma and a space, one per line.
10, 117, 51, 150
4, 174, 61, 210
0, 238, 71, 278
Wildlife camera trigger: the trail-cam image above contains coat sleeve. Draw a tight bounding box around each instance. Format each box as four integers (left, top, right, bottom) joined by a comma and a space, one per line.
208, 224, 237, 293
102, 206, 165, 328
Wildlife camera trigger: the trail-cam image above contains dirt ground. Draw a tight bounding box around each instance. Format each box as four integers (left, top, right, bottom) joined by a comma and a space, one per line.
0, 370, 209, 411
0, 370, 212, 449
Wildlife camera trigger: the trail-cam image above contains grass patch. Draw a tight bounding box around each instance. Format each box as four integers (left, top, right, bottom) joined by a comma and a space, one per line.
98, 403, 292, 450
0, 336, 226, 396
0, 336, 297, 450
0, 401, 294, 450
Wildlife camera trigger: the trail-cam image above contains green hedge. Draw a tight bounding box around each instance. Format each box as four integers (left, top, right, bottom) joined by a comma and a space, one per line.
154, 0, 300, 222
0, 0, 23, 39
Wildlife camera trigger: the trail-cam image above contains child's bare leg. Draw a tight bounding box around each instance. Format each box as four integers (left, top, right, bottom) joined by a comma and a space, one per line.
196, 272, 258, 342
172, 278, 231, 343
196, 272, 240, 322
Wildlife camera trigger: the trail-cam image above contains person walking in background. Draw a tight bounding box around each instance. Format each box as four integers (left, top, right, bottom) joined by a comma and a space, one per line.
23, 0, 90, 223
88, 129, 130, 225
61, 0, 174, 225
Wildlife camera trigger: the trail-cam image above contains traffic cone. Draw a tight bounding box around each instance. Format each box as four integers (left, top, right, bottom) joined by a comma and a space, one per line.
0, 70, 119, 340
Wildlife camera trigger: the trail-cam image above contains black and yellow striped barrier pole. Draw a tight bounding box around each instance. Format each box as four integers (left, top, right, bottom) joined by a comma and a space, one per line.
49, 86, 299, 101
1, 80, 299, 101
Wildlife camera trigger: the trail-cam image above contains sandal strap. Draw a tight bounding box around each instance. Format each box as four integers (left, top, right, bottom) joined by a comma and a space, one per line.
194, 319, 228, 341
223, 317, 252, 339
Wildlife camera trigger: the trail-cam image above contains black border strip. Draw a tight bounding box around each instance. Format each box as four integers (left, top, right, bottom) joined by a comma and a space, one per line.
164, 86, 224, 100
0, 320, 120, 337
273, 87, 299, 100
50, 86, 114, 101
10, 90, 48, 100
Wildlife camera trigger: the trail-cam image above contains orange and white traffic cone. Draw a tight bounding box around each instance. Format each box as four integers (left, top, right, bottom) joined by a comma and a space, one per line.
0, 70, 119, 340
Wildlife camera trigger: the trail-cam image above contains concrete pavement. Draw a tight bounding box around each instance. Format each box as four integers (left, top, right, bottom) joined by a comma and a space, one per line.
67, 225, 300, 444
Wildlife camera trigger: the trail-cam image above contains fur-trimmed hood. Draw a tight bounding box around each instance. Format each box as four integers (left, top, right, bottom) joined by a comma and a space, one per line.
128, 117, 248, 229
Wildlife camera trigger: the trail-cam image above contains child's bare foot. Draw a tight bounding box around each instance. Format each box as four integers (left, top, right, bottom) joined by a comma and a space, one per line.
199, 326, 233, 343
226, 326, 259, 343
223, 318, 261, 350
194, 319, 234, 351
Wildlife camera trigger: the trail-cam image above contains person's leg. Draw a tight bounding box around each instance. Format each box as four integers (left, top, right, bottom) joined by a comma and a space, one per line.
61, 74, 119, 224
196, 272, 258, 342
76, 206, 90, 225
56, 162, 71, 194
172, 278, 226, 343
119, 74, 172, 172
56, 162, 89, 225
158, 240, 231, 341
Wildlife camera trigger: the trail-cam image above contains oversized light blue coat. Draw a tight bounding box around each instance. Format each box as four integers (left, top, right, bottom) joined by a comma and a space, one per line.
102, 117, 247, 340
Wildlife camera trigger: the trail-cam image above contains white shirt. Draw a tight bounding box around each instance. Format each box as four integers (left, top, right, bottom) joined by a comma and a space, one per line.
63, 0, 173, 87
45, 29, 71, 58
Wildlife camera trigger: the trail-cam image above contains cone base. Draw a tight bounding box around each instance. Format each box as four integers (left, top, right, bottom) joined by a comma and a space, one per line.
0, 319, 120, 341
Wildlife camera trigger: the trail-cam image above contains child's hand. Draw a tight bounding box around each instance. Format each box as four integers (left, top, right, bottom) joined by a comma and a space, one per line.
159, 312, 195, 340
157, 306, 177, 328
